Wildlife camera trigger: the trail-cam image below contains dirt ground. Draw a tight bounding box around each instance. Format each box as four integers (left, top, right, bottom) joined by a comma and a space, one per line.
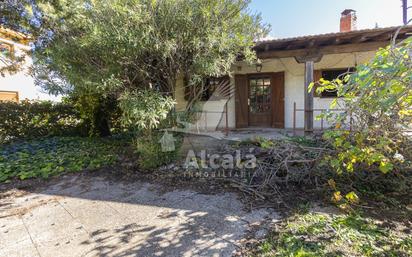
0, 170, 280, 257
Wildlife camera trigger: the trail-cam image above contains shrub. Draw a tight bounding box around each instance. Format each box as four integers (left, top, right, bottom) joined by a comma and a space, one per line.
133, 132, 182, 170
315, 35, 412, 174
119, 90, 181, 169
0, 101, 87, 143
69, 94, 120, 137
119, 90, 176, 131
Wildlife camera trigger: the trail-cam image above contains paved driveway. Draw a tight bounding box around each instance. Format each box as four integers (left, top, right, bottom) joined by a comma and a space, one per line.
0, 175, 278, 257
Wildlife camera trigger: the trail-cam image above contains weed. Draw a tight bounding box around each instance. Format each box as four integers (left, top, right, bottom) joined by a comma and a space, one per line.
254, 211, 412, 257
133, 132, 182, 170
286, 136, 318, 147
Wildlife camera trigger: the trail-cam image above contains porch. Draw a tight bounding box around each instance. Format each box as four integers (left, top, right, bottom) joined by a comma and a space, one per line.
178, 127, 289, 156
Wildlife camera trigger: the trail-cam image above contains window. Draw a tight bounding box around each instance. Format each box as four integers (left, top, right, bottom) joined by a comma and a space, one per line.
201, 78, 220, 101
318, 68, 354, 97
184, 76, 230, 101
249, 78, 271, 113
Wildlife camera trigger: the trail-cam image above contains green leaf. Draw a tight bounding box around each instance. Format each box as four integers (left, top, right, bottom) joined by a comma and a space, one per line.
379, 161, 394, 173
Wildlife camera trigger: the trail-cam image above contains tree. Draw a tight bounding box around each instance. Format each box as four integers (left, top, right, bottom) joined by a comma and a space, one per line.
314, 31, 412, 174
25, 0, 268, 135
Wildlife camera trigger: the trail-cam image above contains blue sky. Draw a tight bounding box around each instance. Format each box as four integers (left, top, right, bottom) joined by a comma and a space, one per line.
249, 0, 407, 39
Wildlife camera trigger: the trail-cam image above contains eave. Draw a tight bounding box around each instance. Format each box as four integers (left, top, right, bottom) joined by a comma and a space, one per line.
255, 25, 412, 59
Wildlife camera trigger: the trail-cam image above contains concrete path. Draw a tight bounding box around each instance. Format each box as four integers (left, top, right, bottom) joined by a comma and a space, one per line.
0, 175, 279, 257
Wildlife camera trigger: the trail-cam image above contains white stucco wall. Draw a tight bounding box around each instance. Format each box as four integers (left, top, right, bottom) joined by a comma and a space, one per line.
0, 39, 61, 102
176, 50, 377, 130
234, 51, 376, 129
175, 76, 235, 131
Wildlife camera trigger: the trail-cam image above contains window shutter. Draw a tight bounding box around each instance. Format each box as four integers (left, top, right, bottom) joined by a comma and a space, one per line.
271, 72, 285, 128
235, 74, 249, 128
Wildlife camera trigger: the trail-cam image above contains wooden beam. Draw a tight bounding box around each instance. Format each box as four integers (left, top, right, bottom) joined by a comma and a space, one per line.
307, 39, 316, 48
332, 38, 342, 45
352, 31, 390, 43
373, 33, 393, 41
285, 39, 316, 50
304, 61, 315, 135
294, 53, 323, 135
294, 52, 323, 63
294, 54, 322, 135
257, 41, 389, 59
286, 43, 299, 50
353, 35, 369, 43
285, 42, 303, 50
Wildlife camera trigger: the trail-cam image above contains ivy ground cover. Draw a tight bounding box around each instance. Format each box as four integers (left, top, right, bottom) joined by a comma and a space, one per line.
0, 136, 128, 182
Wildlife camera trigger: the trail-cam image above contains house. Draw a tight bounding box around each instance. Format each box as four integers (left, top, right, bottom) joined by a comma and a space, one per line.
175, 10, 412, 134
0, 26, 59, 102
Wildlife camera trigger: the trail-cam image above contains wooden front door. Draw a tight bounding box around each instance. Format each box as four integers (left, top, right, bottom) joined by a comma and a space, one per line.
235, 72, 284, 128
248, 77, 272, 127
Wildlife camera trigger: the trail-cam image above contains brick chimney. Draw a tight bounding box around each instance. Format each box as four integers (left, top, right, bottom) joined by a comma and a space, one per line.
340, 9, 357, 32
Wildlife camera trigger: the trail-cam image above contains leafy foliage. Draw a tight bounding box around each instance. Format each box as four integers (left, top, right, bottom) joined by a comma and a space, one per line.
0, 0, 37, 76
314, 35, 412, 174
286, 135, 318, 147
21, 0, 268, 133
0, 100, 86, 143
67, 94, 122, 136
34, 0, 267, 91
0, 42, 26, 77
257, 212, 412, 257
133, 132, 182, 170
0, 136, 127, 182
0, 0, 39, 33
119, 90, 176, 130
3, 0, 268, 137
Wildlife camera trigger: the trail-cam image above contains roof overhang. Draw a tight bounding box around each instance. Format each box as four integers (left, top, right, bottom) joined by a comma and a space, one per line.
254, 25, 412, 59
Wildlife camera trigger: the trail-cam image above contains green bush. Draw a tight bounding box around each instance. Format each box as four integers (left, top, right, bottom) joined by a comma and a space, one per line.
133, 132, 182, 170
314, 36, 412, 174
0, 136, 126, 182
119, 90, 176, 130
118, 91, 182, 170
0, 101, 87, 143
68, 94, 122, 137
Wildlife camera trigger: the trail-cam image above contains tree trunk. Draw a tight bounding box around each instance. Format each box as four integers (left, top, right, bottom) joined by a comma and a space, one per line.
93, 99, 112, 137
94, 109, 111, 137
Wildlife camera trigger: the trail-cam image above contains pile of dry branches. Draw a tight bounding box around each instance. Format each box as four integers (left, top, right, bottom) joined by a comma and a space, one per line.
226, 139, 328, 205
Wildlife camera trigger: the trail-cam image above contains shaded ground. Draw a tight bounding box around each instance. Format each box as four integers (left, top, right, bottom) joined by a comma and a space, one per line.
2, 135, 410, 257
0, 173, 279, 257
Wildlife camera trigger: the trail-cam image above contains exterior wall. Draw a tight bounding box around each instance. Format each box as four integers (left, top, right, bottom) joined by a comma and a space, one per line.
175, 76, 236, 130
175, 50, 377, 130
0, 39, 60, 102
233, 51, 376, 129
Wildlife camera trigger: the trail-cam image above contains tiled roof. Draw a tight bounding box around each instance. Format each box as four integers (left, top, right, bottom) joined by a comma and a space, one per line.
254, 25, 412, 52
